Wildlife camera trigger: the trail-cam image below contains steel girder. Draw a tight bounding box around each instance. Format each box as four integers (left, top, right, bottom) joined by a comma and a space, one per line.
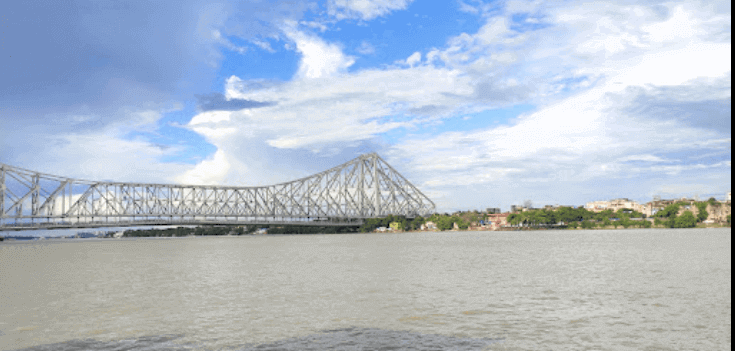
0, 153, 435, 228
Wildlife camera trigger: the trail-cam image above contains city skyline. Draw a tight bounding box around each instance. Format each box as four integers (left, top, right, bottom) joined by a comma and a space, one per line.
1, 0, 731, 213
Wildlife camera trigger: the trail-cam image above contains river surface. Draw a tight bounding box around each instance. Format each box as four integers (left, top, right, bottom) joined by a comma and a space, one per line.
0, 229, 730, 350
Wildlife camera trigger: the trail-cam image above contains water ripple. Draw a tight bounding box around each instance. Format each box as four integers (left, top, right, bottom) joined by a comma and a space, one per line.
12, 328, 504, 351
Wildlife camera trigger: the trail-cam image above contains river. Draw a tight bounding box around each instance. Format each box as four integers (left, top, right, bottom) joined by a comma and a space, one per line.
0, 228, 730, 350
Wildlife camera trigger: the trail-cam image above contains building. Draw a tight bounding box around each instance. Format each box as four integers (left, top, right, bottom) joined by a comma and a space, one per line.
486, 213, 510, 230
486, 208, 501, 214
585, 198, 644, 213
727, 191, 731, 202
643, 199, 677, 217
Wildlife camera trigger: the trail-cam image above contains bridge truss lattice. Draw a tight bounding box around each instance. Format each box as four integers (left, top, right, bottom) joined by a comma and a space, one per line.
0, 153, 435, 230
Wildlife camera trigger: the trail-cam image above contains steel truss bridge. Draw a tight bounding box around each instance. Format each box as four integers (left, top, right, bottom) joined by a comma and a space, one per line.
0, 153, 435, 230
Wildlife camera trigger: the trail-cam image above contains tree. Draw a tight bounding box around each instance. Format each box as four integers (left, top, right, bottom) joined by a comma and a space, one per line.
674, 211, 697, 228
695, 202, 709, 222
621, 218, 631, 229
507, 213, 522, 226
655, 203, 681, 218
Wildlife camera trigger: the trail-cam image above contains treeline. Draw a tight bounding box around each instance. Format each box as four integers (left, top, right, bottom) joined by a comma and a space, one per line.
357, 212, 483, 232
122, 224, 360, 236
507, 199, 727, 230
508, 207, 653, 229
123, 225, 251, 237
648, 201, 712, 229
267, 225, 358, 234
359, 215, 427, 232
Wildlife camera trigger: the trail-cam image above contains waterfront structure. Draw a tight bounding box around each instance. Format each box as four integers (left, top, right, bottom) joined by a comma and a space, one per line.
422, 221, 437, 230
584, 198, 644, 213
486, 213, 510, 230
0, 153, 435, 230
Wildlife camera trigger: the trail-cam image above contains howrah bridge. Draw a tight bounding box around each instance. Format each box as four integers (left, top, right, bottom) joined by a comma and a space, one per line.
0, 153, 435, 230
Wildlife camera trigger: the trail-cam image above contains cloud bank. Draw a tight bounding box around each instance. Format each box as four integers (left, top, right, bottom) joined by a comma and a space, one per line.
181, 0, 731, 211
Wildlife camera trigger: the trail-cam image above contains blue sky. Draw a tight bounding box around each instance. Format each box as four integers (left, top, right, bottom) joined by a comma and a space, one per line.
0, 0, 731, 212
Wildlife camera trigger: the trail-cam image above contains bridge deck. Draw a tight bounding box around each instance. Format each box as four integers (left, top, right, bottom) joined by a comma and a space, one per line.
0, 219, 364, 231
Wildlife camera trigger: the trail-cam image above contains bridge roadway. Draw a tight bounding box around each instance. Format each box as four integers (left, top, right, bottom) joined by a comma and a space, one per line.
1, 153, 435, 231
0, 218, 364, 231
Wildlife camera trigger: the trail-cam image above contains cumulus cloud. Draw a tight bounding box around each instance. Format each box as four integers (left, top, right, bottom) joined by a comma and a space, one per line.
405, 52, 422, 67
179, 0, 731, 210
1, 108, 194, 184
0, 0, 313, 187
328, 0, 415, 21
282, 25, 356, 79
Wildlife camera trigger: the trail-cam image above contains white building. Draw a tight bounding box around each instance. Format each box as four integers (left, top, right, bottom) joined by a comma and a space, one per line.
585, 198, 644, 213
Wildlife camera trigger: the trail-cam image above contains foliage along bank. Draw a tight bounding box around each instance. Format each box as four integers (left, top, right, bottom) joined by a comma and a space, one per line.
508, 199, 730, 229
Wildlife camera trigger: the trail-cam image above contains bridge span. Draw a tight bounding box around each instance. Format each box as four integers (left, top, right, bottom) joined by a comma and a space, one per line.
0, 153, 435, 230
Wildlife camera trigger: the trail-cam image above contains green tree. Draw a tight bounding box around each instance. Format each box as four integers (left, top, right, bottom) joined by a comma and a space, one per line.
436, 216, 454, 231
621, 218, 631, 228
695, 202, 709, 222
655, 203, 681, 218
507, 213, 522, 226
674, 211, 697, 228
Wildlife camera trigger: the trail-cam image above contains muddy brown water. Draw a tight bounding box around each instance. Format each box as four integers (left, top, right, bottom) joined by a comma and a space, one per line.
0, 228, 730, 350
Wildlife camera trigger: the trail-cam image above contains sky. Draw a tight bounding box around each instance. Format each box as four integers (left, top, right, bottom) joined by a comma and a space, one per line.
0, 0, 731, 213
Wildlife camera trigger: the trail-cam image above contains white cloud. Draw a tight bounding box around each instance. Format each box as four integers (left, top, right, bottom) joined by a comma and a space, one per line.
211, 29, 247, 54
250, 39, 275, 53
405, 51, 421, 66
457, 0, 479, 14
356, 40, 376, 55
179, 0, 731, 211
328, 0, 415, 21
282, 24, 355, 79
3, 108, 194, 185
174, 149, 231, 185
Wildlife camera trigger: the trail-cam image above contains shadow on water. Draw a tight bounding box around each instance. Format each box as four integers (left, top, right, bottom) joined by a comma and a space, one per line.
12, 327, 505, 351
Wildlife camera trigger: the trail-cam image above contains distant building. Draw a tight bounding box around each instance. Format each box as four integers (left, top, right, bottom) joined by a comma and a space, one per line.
727, 191, 731, 202
585, 198, 644, 213
486, 208, 501, 214
487, 213, 510, 230
643, 198, 692, 217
